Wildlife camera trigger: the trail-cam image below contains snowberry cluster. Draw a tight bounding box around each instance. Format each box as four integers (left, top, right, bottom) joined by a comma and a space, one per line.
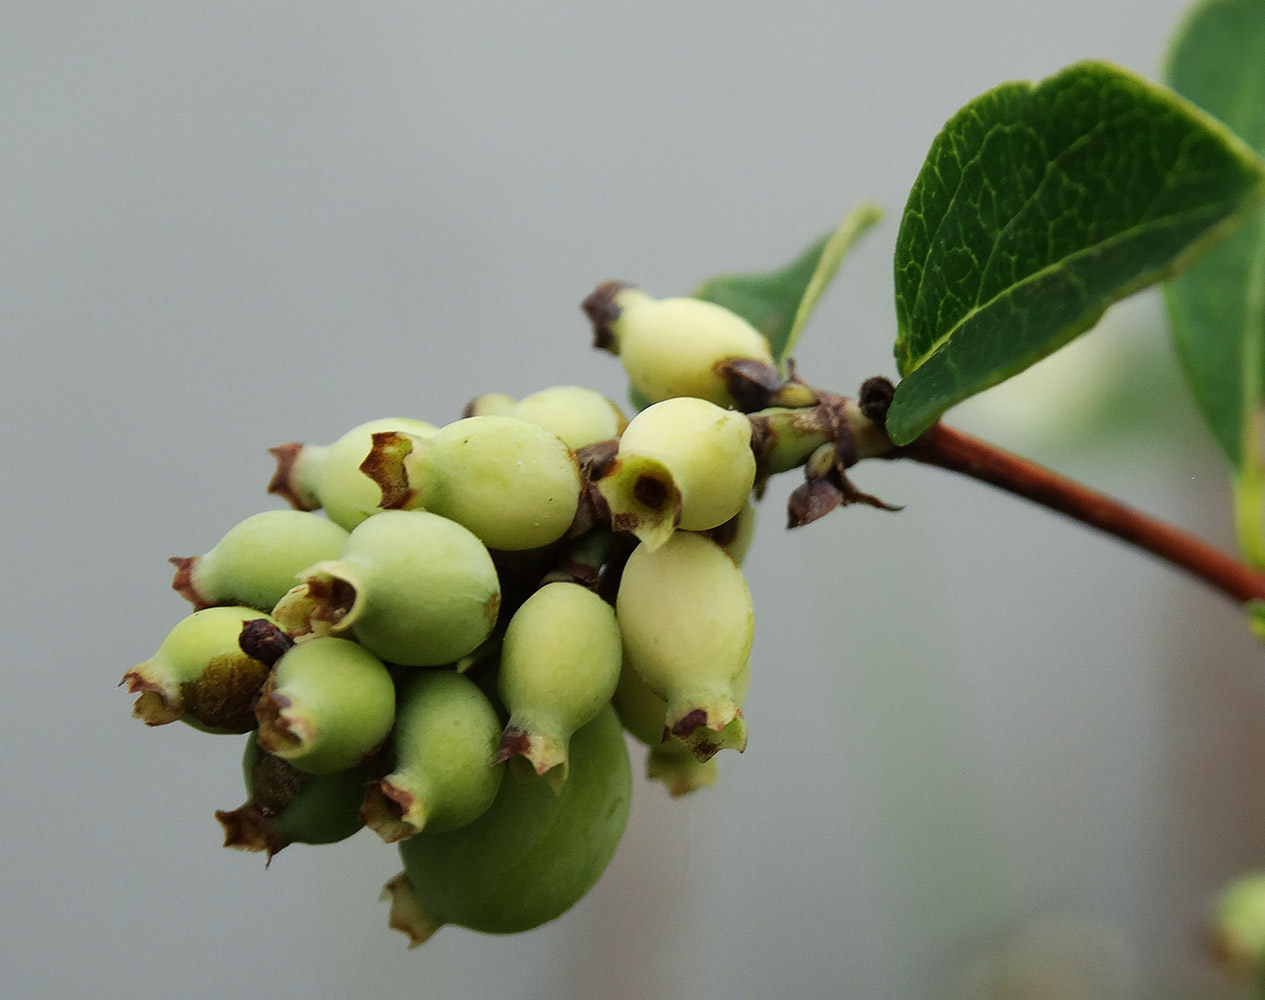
122, 283, 847, 946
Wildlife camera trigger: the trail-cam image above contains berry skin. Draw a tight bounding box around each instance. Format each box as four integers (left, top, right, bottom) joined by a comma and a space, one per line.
121, 607, 277, 733
462, 392, 517, 418
215, 732, 370, 863
582, 282, 774, 408
382, 704, 631, 945
708, 497, 757, 566
1211, 873, 1265, 980
362, 670, 504, 841
272, 509, 501, 667
254, 637, 395, 774
596, 396, 755, 551
361, 415, 582, 551
269, 417, 437, 531
494, 582, 623, 790
616, 531, 753, 760
170, 509, 349, 612
505, 385, 628, 450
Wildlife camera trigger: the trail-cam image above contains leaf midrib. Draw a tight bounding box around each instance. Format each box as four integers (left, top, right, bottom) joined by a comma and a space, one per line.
906, 109, 1149, 371
905, 196, 1235, 373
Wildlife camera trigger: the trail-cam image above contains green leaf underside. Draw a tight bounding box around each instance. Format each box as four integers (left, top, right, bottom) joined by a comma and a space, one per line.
628, 383, 651, 413
1164, 0, 1265, 566
1165, 210, 1265, 463
784, 202, 884, 361
692, 201, 883, 365
886, 59, 1265, 446
1249, 599, 1265, 642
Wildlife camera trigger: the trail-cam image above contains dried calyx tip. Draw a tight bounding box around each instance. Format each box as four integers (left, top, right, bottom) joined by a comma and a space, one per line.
255, 688, 304, 755
122, 678, 180, 726
663, 706, 747, 762
717, 358, 785, 413
267, 443, 312, 510
858, 376, 895, 428
667, 708, 710, 741
215, 805, 286, 864
362, 781, 420, 843
238, 618, 294, 667
168, 556, 206, 609
381, 872, 442, 948
581, 281, 631, 353
786, 477, 845, 529
493, 728, 532, 767
360, 431, 417, 510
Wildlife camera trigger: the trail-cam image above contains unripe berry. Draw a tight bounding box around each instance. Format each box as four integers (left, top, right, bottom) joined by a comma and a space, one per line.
215, 732, 369, 863
1211, 873, 1265, 980
272, 509, 500, 667
616, 532, 753, 760
121, 607, 276, 733
362, 670, 504, 841
382, 704, 631, 945
462, 392, 517, 418
494, 582, 623, 789
361, 415, 581, 551
170, 509, 349, 612
708, 497, 757, 566
255, 637, 395, 774
597, 396, 755, 550
269, 417, 437, 530
506, 385, 628, 450
612, 658, 717, 796
582, 282, 774, 408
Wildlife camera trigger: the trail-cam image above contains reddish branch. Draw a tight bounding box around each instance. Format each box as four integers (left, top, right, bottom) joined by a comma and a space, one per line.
894, 422, 1265, 605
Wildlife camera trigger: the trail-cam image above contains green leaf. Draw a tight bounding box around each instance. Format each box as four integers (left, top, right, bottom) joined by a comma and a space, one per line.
692, 201, 882, 365
886, 60, 1265, 446
1249, 599, 1265, 643
628, 383, 651, 413
1164, 0, 1265, 567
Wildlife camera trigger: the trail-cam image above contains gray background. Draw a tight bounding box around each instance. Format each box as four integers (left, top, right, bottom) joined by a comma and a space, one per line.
5, 1, 1263, 998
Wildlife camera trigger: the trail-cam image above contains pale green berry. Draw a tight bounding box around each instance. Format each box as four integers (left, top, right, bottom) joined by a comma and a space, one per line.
121, 606, 277, 733
495, 582, 622, 790
462, 392, 517, 418
582, 282, 774, 408
708, 497, 757, 566
611, 658, 716, 796
382, 704, 631, 945
215, 731, 369, 863
170, 509, 349, 612
269, 417, 437, 530
597, 396, 755, 550
613, 649, 749, 795
360, 415, 581, 551
616, 532, 753, 760
362, 670, 504, 841
1211, 873, 1265, 979
645, 738, 717, 796
254, 637, 395, 774
272, 509, 500, 667
506, 385, 628, 450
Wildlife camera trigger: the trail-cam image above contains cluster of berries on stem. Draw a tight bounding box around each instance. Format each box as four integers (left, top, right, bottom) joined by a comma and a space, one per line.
123, 282, 897, 944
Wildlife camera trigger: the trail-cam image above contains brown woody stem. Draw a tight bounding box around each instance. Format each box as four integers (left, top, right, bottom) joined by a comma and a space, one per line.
894, 422, 1265, 605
